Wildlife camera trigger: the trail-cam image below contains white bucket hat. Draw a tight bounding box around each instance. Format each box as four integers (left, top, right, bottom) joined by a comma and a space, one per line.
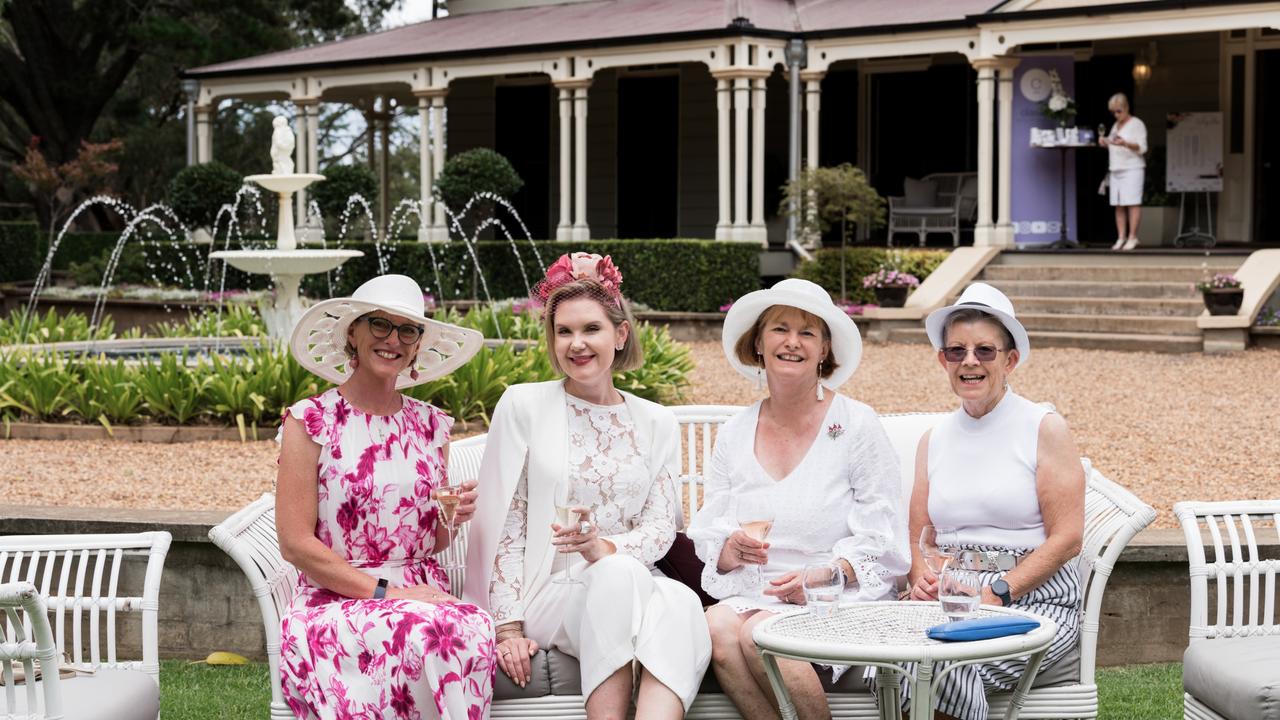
289, 274, 484, 389
925, 282, 1031, 368
722, 278, 863, 390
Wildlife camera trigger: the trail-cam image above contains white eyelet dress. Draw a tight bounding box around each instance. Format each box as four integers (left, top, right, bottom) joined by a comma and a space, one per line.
891, 389, 1081, 720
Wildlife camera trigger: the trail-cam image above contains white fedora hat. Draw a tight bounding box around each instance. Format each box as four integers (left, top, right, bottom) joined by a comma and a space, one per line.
289, 274, 483, 389
925, 282, 1030, 368
722, 278, 862, 390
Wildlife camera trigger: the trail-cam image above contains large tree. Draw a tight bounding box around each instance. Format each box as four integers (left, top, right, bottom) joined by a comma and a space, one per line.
0, 0, 396, 166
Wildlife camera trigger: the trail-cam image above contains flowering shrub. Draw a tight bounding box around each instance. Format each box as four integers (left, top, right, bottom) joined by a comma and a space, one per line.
861, 269, 920, 289
1196, 273, 1242, 292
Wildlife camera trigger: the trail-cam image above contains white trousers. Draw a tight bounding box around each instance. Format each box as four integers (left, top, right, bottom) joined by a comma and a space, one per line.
524, 553, 712, 711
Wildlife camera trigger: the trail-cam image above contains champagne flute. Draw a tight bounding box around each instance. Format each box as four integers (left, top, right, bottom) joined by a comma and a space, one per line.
919, 525, 958, 577
735, 503, 774, 589
552, 481, 584, 585
432, 483, 463, 571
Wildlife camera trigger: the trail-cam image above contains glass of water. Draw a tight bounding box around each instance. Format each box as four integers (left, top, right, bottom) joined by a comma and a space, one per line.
938, 566, 981, 621
801, 562, 845, 618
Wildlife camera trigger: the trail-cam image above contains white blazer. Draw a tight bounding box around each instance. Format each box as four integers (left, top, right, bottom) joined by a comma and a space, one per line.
462, 380, 682, 613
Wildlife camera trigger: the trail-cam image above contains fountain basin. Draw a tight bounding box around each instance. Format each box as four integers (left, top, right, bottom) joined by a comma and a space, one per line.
209, 249, 362, 276
245, 173, 325, 194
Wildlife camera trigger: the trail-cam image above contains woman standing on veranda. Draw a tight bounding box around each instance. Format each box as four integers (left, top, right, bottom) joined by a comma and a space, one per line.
465, 253, 711, 719
1100, 92, 1148, 250
276, 274, 495, 719
687, 278, 910, 720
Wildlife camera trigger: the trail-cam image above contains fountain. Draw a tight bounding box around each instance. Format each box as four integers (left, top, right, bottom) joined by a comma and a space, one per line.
210, 116, 362, 339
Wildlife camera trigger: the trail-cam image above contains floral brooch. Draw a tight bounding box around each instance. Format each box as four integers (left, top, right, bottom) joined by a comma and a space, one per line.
827, 423, 845, 440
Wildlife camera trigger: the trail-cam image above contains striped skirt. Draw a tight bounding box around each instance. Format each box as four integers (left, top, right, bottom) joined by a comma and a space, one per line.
877, 554, 1081, 720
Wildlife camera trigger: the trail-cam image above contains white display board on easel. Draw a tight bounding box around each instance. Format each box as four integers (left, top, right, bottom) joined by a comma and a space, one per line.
1166, 112, 1223, 192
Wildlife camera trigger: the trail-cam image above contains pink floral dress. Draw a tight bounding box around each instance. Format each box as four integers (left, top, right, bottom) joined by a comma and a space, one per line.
279, 388, 495, 720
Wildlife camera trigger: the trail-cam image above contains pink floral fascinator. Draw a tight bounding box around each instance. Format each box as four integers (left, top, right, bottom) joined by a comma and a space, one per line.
533, 252, 624, 307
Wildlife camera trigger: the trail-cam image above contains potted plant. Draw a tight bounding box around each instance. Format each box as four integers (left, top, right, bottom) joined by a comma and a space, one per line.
1196, 273, 1244, 315
862, 267, 920, 308
1039, 69, 1078, 127
779, 163, 886, 301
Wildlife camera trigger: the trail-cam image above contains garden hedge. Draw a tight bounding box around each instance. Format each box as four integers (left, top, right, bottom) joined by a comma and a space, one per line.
791, 247, 948, 304
0, 222, 40, 282
2, 224, 762, 312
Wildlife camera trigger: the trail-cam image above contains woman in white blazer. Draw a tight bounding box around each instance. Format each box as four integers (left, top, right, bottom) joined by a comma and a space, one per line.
465, 253, 711, 720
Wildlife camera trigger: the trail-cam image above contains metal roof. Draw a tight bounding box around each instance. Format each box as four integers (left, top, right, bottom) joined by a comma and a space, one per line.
186, 0, 1000, 78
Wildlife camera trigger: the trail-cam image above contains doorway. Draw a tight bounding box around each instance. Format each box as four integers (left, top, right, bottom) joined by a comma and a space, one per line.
495, 84, 551, 238
617, 74, 679, 238
1075, 53, 1136, 246
1256, 49, 1280, 242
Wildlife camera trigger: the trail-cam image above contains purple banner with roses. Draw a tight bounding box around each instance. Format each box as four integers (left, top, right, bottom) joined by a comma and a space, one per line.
1011, 56, 1078, 245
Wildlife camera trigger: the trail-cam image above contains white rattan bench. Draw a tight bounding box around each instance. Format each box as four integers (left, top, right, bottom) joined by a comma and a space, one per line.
211, 406, 1154, 719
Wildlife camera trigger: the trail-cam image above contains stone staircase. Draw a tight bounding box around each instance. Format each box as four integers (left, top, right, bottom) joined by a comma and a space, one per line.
888, 252, 1244, 353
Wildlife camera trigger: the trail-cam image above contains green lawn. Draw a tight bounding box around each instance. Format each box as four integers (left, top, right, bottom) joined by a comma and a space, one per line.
160, 660, 1184, 719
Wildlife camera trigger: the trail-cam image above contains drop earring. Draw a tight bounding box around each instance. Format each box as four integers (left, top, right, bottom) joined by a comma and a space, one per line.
410, 367, 420, 381
816, 360, 825, 401
349, 353, 359, 370
755, 352, 765, 391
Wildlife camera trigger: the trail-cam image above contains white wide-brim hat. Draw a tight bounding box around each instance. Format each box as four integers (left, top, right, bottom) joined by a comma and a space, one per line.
722, 278, 862, 390
925, 282, 1030, 368
289, 274, 484, 389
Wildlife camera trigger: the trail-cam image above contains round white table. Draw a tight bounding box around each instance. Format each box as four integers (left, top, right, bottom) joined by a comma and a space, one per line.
752, 601, 1057, 720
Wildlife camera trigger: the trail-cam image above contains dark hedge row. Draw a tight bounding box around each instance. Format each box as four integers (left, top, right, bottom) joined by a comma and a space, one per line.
0, 224, 763, 312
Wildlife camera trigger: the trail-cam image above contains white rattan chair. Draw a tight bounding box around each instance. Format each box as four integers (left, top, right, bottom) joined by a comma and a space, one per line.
1, 581, 63, 720
0, 532, 170, 720
1174, 500, 1280, 720
213, 406, 1155, 720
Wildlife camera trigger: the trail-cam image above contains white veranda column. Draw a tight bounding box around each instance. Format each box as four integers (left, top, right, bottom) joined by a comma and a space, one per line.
732, 77, 749, 240
293, 102, 309, 225
750, 77, 767, 246
572, 85, 589, 241
195, 105, 213, 163
715, 78, 731, 240
430, 94, 448, 240
557, 86, 573, 240
804, 76, 823, 247
995, 60, 1019, 247
973, 62, 997, 246
416, 95, 435, 242
307, 103, 320, 184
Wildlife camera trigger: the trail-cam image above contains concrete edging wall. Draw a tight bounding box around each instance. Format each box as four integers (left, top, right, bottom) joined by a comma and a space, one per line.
0, 505, 1228, 666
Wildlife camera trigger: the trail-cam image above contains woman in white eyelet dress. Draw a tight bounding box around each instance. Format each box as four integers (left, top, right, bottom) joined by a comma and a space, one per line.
464, 253, 711, 720
687, 278, 910, 720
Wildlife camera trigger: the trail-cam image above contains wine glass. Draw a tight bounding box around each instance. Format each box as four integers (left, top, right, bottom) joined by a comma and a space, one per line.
801, 562, 845, 618
939, 566, 981, 621
735, 502, 774, 588
918, 525, 958, 577
431, 484, 463, 571
552, 481, 585, 585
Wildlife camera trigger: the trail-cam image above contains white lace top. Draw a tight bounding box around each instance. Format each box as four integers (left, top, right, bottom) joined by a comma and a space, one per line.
686, 394, 911, 612
488, 394, 679, 624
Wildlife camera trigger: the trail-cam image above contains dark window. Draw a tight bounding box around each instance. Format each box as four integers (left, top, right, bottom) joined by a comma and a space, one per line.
1231, 55, 1245, 154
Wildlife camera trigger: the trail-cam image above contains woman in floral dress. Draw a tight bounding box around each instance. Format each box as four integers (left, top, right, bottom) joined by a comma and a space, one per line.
276, 274, 495, 719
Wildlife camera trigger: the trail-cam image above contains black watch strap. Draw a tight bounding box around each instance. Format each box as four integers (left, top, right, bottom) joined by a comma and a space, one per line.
992, 578, 1013, 606
373, 577, 389, 600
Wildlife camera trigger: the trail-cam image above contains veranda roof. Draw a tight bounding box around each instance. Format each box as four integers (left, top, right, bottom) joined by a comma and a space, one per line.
185, 0, 1000, 78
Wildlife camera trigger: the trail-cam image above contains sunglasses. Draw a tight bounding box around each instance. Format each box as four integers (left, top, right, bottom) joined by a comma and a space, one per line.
363, 316, 425, 344
941, 345, 1006, 363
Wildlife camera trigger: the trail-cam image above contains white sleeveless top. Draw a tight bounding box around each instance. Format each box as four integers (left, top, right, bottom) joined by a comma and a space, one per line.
926, 390, 1051, 549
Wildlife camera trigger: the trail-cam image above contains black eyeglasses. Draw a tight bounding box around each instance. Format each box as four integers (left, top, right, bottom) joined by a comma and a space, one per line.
941, 345, 1006, 363
362, 316, 425, 344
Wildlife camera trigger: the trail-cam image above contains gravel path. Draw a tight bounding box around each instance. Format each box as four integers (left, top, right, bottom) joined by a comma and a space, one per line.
3, 341, 1277, 528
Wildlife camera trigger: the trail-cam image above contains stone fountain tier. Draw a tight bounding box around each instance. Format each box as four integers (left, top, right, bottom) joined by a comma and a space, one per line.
210, 248, 363, 341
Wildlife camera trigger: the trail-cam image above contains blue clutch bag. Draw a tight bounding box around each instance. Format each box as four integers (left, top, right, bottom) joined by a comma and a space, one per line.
927, 616, 1040, 642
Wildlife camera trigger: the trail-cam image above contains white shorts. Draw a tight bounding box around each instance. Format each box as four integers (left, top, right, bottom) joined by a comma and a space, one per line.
1109, 168, 1144, 206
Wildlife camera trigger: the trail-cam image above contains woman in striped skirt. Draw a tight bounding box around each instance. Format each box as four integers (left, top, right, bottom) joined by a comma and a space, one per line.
901, 283, 1085, 720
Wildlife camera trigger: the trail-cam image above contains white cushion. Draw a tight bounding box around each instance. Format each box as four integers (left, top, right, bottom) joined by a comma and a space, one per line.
4, 667, 159, 720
